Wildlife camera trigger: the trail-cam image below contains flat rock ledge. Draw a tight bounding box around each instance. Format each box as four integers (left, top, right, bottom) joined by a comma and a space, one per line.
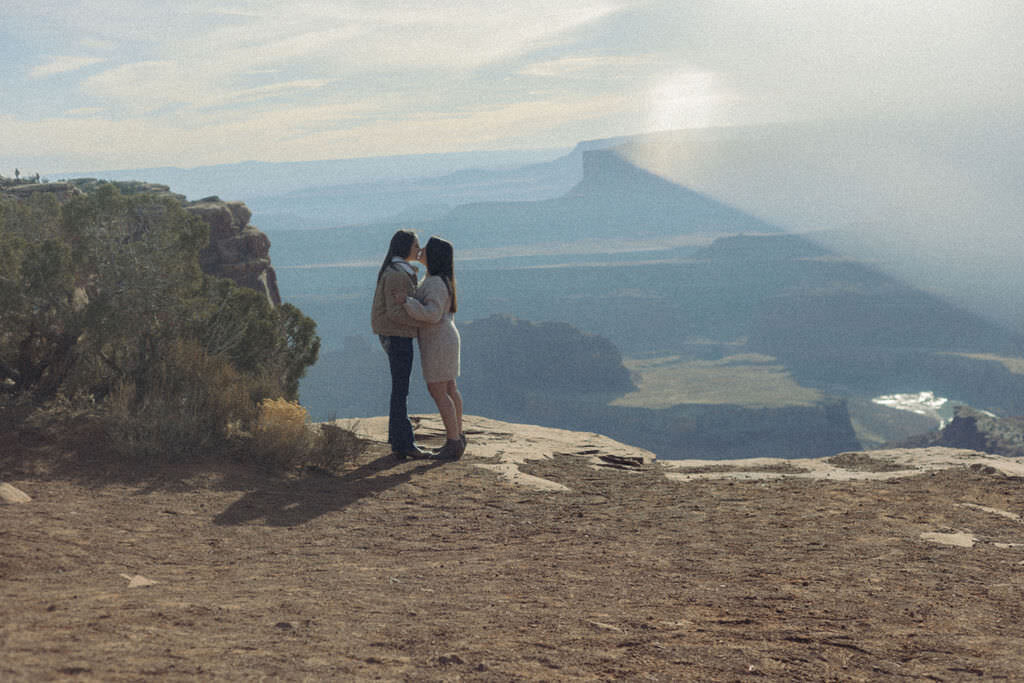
328, 416, 1024, 492
663, 446, 1024, 482
325, 417, 1024, 497
329, 414, 656, 492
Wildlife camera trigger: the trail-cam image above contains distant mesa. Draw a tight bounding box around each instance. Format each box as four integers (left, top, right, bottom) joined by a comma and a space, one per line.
691, 233, 831, 261
431, 149, 778, 247
460, 314, 635, 393
564, 148, 781, 237
299, 315, 635, 424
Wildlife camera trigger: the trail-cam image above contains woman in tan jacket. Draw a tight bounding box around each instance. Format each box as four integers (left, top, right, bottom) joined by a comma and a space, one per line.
371, 229, 431, 459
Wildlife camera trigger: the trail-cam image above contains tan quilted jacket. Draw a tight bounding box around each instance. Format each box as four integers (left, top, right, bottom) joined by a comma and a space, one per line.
371, 265, 421, 338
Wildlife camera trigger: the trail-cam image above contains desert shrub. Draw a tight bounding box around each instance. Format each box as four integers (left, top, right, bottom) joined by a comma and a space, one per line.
1, 184, 208, 400
309, 422, 370, 472
188, 279, 319, 402
104, 339, 256, 461
2, 183, 321, 463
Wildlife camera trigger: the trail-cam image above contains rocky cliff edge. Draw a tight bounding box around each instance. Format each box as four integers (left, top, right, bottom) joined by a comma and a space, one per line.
2, 181, 280, 306
329, 413, 1024, 492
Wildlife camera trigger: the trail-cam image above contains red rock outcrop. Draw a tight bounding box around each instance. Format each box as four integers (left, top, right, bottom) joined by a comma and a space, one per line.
186, 197, 281, 306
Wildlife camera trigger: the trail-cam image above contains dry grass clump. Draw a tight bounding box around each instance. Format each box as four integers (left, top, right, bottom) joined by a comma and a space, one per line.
826, 452, 909, 472
250, 398, 314, 467
250, 400, 364, 471
670, 462, 812, 475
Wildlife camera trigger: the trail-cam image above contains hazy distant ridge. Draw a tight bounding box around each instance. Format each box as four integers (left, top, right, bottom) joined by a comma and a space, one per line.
265, 147, 778, 267
60, 147, 570, 213
249, 151, 585, 230
422, 148, 778, 244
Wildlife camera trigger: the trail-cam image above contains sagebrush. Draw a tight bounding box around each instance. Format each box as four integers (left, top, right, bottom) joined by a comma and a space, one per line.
1, 182, 320, 461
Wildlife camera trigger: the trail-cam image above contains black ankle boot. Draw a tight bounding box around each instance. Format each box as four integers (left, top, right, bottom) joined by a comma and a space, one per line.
393, 444, 433, 460
434, 439, 463, 460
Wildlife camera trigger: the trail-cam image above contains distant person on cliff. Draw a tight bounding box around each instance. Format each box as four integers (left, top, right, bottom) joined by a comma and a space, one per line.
372, 229, 432, 460
398, 236, 465, 460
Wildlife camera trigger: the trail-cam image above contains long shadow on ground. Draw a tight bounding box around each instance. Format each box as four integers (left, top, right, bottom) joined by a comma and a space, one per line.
0, 413, 445, 527
212, 455, 441, 527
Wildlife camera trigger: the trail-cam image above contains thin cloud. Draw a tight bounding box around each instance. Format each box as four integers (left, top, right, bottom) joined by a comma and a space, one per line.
79, 37, 116, 51
519, 55, 652, 78
30, 55, 105, 78
81, 61, 195, 113
221, 79, 329, 105
283, 91, 637, 158
189, 1, 627, 72
65, 107, 106, 117
58, 0, 635, 147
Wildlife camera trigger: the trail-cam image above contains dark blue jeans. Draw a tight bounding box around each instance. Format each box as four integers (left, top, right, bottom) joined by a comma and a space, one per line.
383, 335, 415, 450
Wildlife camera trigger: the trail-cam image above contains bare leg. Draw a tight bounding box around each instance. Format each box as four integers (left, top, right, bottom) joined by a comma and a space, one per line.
447, 379, 463, 435
427, 381, 460, 441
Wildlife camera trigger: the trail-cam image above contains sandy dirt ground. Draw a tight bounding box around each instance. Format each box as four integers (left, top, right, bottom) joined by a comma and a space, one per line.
3, 414, 1024, 681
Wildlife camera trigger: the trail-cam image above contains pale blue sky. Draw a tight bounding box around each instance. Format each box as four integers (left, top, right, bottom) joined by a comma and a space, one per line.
4, 1, 1020, 175
3, 1, 1023, 328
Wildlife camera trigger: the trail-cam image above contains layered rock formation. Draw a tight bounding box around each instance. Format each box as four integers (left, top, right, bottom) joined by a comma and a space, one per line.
302, 316, 862, 460
556, 399, 861, 461
332, 414, 656, 492
906, 406, 1024, 458
186, 197, 281, 306
331, 413, 1022, 489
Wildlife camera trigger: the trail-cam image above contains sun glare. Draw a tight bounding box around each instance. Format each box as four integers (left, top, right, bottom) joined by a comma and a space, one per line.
644, 70, 722, 132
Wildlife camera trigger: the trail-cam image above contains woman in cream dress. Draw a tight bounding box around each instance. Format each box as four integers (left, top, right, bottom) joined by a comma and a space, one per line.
402, 236, 464, 460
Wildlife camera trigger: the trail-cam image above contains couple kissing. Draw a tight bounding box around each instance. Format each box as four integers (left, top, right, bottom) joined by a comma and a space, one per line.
371, 229, 465, 461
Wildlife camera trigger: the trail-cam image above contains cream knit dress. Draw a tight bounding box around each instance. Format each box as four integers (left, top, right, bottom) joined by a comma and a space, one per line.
403, 275, 460, 383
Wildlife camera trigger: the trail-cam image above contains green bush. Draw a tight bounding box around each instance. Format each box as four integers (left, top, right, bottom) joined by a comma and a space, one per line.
104, 338, 256, 460
188, 278, 319, 401
1, 183, 320, 462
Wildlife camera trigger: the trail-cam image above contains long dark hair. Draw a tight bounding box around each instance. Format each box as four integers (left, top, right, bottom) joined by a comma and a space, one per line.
377, 229, 418, 282
425, 236, 457, 313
